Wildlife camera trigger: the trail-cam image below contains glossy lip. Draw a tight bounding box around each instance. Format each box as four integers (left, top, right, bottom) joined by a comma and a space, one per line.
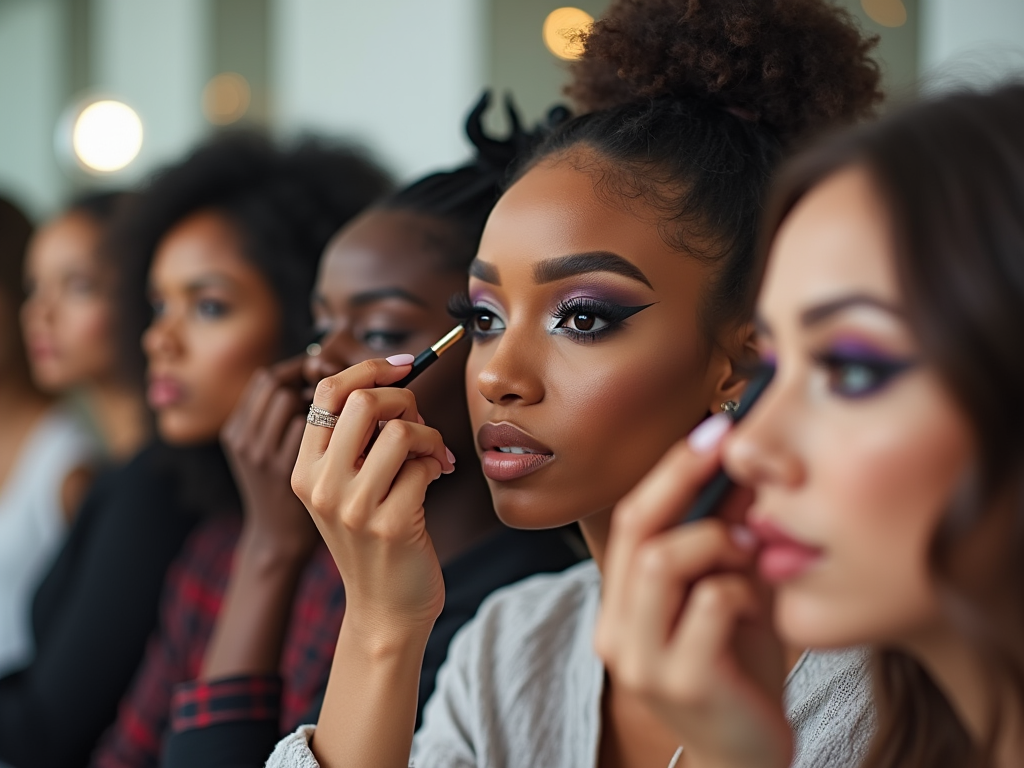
748, 517, 824, 584
476, 422, 555, 482
147, 374, 186, 409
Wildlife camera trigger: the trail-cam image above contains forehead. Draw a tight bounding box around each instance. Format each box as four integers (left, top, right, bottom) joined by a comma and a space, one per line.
150, 210, 250, 281
478, 153, 703, 291
761, 167, 901, 320
319, 209, 457, 292
29, 213, 101, 270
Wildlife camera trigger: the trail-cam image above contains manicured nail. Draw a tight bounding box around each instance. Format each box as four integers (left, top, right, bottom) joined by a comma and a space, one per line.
687, 413, 731, 453
445, 447, 456, 464
730, 524, 757, 551
386, 354, 415, 366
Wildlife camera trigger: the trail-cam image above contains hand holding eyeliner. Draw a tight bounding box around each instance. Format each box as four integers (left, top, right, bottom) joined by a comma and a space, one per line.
681, 364, 775, 524
392, 324, 467, 388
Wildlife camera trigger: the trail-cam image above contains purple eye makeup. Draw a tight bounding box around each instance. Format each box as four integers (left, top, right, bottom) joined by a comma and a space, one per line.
812, 337, 918, 399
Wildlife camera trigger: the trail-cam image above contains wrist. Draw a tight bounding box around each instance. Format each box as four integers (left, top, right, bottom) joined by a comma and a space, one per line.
237, 527, 312, 574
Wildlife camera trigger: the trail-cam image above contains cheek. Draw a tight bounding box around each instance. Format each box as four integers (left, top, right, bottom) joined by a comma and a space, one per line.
777, 391, 973, 648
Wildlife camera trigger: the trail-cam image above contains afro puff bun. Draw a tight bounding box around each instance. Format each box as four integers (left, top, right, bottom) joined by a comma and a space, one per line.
567, 0, 884, 141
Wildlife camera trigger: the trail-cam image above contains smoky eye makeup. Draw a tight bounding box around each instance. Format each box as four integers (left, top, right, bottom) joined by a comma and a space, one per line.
812, 337, 918, 399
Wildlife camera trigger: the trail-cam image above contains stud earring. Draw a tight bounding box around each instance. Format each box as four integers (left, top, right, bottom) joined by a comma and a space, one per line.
720, 400, 738, 414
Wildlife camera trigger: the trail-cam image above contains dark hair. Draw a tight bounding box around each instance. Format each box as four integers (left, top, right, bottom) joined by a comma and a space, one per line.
379, 92, 544, 270
115, 131, 392, 383
522, 0, 883, 343
0, 194, 33, 305
760, 82, 1024, 768
68, 190, 133, 225
113, 132, 391, 516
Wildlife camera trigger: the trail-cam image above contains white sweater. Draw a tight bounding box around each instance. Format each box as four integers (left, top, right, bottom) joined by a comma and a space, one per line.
268, 560, 875, 768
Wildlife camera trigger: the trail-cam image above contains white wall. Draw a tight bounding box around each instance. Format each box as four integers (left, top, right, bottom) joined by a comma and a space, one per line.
920, 0, 1024, 85
89, 0, 209, 188
271, 0, 487, 182
0, 0, 69, 219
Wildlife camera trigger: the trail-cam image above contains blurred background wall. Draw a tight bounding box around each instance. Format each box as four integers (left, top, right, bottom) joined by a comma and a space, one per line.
1, 0, 1022, 220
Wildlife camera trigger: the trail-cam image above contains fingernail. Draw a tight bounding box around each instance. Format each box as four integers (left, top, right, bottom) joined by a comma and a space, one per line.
687, 413, 731, 453
730, 524, 757, 551
386, 353, 415, 366
445, 447, 456, 464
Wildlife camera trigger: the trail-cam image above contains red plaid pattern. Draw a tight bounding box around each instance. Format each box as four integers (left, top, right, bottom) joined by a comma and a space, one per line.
91, 515, 344, 768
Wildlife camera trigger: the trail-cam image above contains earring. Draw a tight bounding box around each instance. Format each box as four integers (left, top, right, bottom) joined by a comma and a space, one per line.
720, 400, 738, 414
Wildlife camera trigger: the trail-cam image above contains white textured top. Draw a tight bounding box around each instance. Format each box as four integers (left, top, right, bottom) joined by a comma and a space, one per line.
267, 560, 875, 768
0, 406, 100, 674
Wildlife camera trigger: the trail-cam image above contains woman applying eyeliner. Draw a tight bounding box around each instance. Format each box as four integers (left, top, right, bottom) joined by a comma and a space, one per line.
598, 83, 1024, 768
272, 2, 884, 767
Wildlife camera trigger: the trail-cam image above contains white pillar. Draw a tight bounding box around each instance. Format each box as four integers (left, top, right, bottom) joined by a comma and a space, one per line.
920, 0, 1024, 86
0, 0, 69, 218
271, 0, 487, 182
90, 0, 209, 185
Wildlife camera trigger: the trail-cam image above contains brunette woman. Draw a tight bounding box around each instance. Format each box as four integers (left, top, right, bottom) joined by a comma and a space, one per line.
0, 134, 388, 768
271, 2, 883, 767
0, 196, 101, 676
598, 83, 1024, 768
95, 96, 582, 768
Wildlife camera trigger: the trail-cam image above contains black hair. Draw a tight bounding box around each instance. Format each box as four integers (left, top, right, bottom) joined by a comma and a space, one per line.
0, 194, 33, 305
523, 0, 884, 343
379, 92, 550, 270
67, 190, 132, 225
115, 131, 392, 384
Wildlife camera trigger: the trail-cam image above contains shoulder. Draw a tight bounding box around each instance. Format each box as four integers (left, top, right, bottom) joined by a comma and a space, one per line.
786, 647, 876, 768
438, 559, 601, 691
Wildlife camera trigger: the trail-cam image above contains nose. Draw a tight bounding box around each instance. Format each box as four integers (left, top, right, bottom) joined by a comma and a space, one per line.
723, 372, 805, 489
142, 312, 184, 363
474, 331, 545, 406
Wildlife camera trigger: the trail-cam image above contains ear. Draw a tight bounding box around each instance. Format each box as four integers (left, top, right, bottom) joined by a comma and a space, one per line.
707, 322, 757, 414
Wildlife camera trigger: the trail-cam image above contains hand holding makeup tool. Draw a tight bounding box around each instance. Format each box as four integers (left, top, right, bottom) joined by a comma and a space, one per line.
392, 323, 467, 389
680, 364, 775, 524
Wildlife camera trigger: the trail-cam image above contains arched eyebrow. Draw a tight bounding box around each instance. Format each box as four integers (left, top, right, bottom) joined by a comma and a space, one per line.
800, 294, 903, 326
468, 251, 653, 289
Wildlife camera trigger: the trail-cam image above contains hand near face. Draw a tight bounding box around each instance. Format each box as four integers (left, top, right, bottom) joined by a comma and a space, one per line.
221, 355, 319, 558
291, 358, 456, 636
595, 416, 792, 768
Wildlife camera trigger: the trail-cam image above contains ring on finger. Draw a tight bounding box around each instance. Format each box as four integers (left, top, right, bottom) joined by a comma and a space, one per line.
306, 404, 339, 429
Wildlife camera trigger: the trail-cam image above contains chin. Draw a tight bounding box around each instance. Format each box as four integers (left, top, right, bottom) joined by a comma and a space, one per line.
489, 483, 584, 531
156, 413, 219, 447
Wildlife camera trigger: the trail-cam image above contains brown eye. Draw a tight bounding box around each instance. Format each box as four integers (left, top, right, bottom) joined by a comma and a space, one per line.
572, 313, 595, 331
476, 313, 494, 332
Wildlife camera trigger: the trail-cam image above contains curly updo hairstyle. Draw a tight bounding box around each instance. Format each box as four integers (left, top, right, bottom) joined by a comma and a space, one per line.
524, 0, 883, 344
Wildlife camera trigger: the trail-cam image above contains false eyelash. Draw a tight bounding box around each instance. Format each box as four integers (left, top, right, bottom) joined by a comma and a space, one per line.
447, 291, 475, 323
552, 297, 655, 325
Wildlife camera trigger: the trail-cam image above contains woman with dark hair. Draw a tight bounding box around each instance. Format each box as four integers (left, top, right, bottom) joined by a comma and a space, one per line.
0, 195, 102, 676
21, 191, 149, 462
595, 83, 1024, 767
0, 134, 389, 768
271, 1, 883, 767
93, 96, 583, 768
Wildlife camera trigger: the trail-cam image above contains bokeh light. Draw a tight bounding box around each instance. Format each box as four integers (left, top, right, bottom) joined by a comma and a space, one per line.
543, 7, 594, 61
861, 0, 908, 28
203, 72, 251, 125
71, 100, 144, 173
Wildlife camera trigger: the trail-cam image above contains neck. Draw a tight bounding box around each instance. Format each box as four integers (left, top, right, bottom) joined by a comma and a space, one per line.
579, 509, 613, 571
423, 467, 501, 566
0, 372, 50, 417
82, 380, 150, 461
906, 624, 1024, 767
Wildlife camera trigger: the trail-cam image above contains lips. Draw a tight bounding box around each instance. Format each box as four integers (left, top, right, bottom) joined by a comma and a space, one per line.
147, 374, 186, 409
476, 422, 555, 482
748, 518, 823, 583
